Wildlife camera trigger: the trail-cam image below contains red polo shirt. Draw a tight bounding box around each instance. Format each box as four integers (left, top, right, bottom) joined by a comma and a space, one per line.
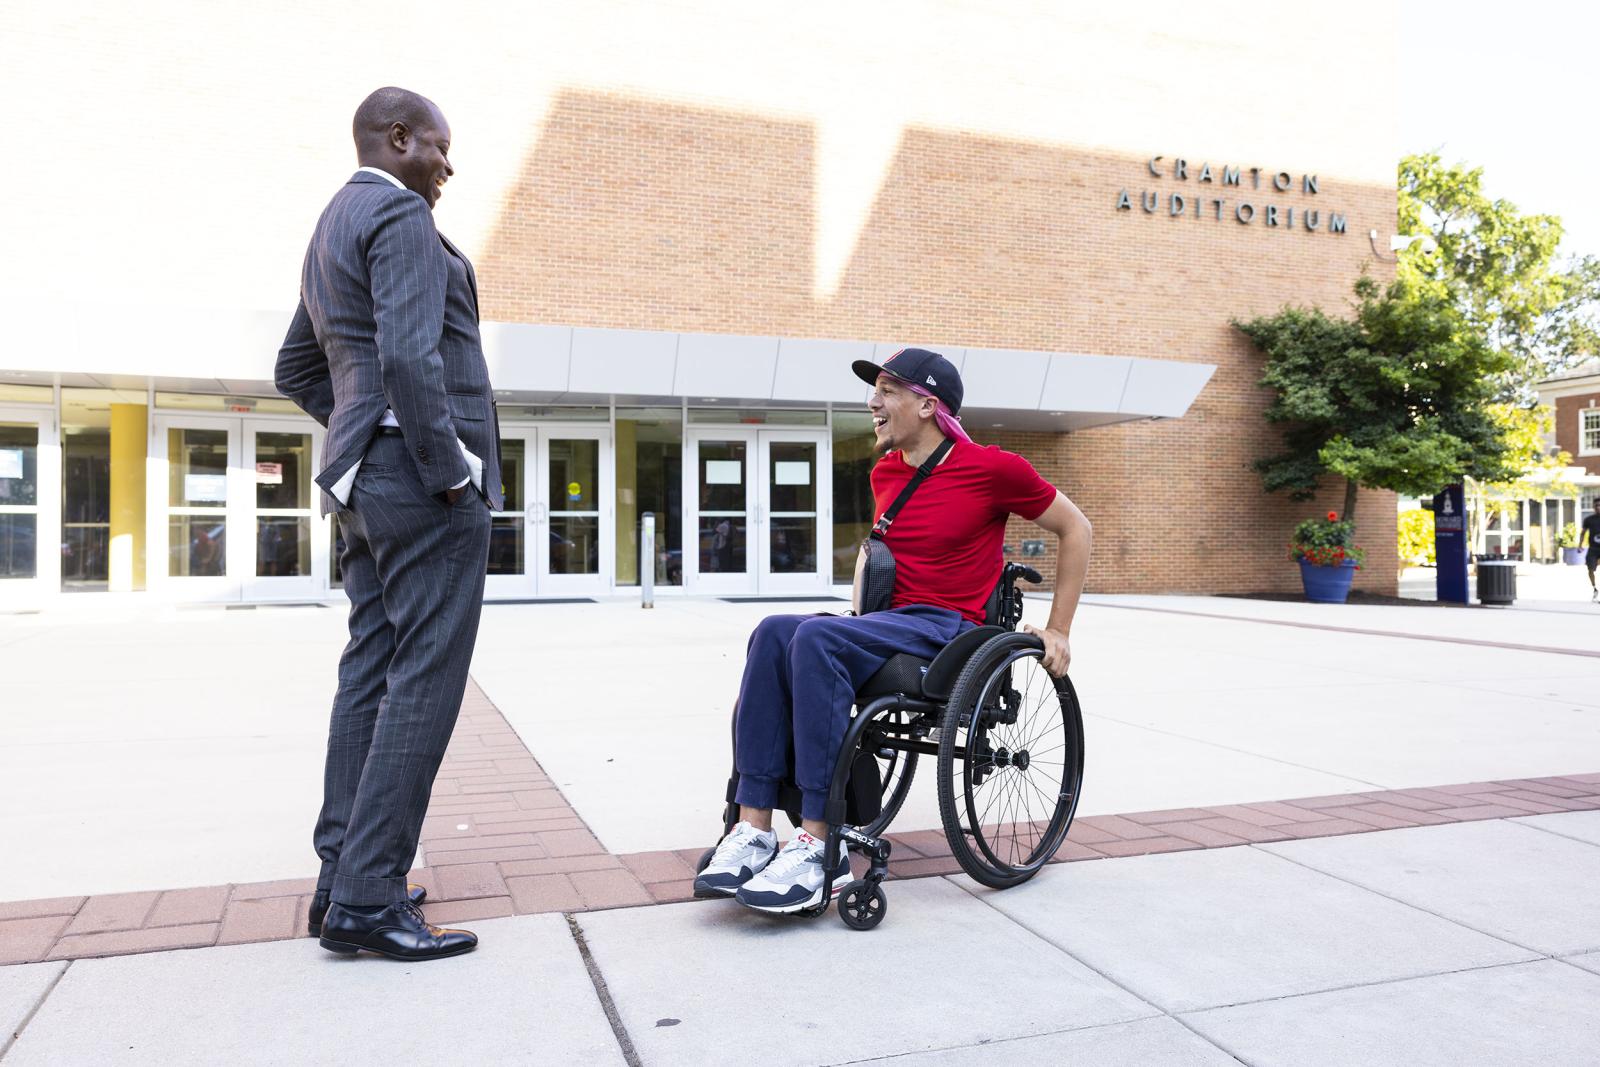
870, 440, 1058, 624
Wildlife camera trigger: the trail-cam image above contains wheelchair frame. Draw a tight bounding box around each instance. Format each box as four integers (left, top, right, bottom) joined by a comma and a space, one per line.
707, 562, 1085, 930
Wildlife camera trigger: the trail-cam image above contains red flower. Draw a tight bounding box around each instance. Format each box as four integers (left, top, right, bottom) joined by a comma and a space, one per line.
1326, 511, 1338, 521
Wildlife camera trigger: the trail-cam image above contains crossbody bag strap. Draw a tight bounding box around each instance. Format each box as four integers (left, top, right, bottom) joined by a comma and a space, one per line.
870, 437, 956, 539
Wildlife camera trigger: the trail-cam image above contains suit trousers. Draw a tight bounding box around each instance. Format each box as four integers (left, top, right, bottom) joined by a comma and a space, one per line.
313, 433, 492, 906
732, 606, 972, 822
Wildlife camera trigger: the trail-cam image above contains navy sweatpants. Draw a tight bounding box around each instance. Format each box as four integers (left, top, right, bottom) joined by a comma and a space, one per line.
733, 606, 973, 822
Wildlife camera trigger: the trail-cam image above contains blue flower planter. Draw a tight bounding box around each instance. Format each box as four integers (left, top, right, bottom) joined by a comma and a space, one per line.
1563, 547, 1585, 566
1298, 559, 1357, 603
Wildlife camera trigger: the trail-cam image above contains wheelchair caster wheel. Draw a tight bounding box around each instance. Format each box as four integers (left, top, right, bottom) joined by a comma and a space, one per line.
694, 847, 716, 874
837, 880, 887, 931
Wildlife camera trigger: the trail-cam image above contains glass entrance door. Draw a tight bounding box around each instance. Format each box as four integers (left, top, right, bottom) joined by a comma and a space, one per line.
151, 415, 239, 600
536, 428, 611, 596
685, 429, 755, 594
151, 415, 328, 601
757, 431, 831, 596
685, 428, 830, 595
486, 425, 612, 598
0, 405, 59, 608
244, 420, 327, 600
485, 431, 533, 598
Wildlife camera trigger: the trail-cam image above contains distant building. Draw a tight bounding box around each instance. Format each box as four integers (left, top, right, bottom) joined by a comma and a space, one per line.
1468, 361, 1600, 562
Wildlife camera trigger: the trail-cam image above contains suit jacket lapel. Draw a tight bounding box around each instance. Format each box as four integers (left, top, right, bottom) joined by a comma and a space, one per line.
439, 233, 480, 318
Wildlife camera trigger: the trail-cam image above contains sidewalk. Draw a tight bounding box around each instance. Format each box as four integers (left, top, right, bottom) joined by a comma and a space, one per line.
2, 592, 1598, 1063
4, 808, 1598, 1065
6, 593, 1596, 898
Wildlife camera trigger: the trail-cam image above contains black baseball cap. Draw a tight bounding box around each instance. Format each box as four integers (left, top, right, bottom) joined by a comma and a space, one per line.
852, 347, 964, 415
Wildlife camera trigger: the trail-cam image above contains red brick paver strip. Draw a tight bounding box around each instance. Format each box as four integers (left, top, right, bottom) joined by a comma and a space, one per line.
423, 896, 515, 924
0, 898, 83, 922
50, 924, 218, 960
1092, 835, 1205, 858
571, 870, 652, 909
0, 917, 71, 965
1182, 816, 1294, 844
499, 855, 623, 878
1149, 821, 1254, 848
218, 896, 302, 945
147, 886, 232, 927
620, 851, 697, 885
3, 676, 1598, 965
63, 892, 159, 936
647, 880, 697, 905
507, 875, 582, 913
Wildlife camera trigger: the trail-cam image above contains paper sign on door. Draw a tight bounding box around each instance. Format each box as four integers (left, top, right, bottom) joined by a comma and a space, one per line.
185, 474, 228, 502
775, 461, 810, 486
705, 460, 742, 485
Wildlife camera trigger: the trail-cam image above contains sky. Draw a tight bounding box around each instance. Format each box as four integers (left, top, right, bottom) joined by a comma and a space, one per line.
1400, 0, 1597, 262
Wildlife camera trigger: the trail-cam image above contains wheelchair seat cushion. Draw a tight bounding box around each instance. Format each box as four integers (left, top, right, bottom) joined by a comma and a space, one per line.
856, 653, 931, 700
922, 625, 1006, 701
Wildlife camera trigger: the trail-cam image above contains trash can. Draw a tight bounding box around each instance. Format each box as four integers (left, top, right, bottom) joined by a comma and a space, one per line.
1475, 559, 1517, 606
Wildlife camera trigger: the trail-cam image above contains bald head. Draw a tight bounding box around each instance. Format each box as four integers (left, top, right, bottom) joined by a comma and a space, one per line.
351, 86, 453, 209
353, 87, 439, 147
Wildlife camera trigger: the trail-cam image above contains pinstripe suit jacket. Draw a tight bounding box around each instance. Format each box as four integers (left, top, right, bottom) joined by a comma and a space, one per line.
275, 171, 504, 514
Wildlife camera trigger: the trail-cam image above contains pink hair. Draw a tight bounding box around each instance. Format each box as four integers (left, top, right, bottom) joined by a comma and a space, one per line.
903, 381, 972, 443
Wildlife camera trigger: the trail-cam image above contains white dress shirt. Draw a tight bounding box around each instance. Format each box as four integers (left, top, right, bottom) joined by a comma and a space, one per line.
329, 166, 480, 505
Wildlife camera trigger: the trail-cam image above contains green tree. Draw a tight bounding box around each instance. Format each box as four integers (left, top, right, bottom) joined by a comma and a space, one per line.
1398, 153, 1599, 389
1236, 275, 1521, 525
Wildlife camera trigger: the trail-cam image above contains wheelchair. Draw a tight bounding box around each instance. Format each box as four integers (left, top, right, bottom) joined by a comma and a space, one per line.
701, 562, 1085, 930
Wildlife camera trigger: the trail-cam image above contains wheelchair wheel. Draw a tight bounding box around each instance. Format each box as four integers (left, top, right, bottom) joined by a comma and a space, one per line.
936, 631, 1084, 889
860, 709, 918, 837
837, 880, 887, 931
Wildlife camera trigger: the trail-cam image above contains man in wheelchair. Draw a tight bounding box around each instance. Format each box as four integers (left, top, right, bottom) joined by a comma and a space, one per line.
694, 348, 1093, 916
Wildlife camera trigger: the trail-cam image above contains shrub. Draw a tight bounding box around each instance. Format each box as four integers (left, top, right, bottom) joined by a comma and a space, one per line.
1397, 509, 1436, 565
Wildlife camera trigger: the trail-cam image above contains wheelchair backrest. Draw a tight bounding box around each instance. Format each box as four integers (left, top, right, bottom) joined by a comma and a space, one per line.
982, 561, 1042, 629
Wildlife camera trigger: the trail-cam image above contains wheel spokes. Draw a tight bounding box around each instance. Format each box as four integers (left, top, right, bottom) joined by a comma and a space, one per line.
960, 648, 1077, 874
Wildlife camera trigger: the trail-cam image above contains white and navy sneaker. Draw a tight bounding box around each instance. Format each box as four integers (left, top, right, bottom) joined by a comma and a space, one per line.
693, 822, 779, 898
734, 831, 852, 915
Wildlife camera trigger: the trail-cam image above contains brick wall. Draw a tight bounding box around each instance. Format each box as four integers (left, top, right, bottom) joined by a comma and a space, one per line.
1555, 394, 1600, 476
475, 91, 1399, 594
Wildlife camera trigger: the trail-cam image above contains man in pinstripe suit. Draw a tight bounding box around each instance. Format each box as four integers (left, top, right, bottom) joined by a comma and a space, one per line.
276, 87, 503, 961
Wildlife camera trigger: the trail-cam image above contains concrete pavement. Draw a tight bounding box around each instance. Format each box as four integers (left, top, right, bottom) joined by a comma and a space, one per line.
4, 812, 1599, 1065
469, 589, 1599, 855
5, 584, 1596, 896
3, 584, 1599, 1063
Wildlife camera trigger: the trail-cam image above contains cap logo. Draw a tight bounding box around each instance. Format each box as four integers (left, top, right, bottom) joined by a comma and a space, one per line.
926, 376, 937, 386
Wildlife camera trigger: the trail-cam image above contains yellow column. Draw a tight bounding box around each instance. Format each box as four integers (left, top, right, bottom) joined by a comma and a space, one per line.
615, 419, 638, 584
109, 404, 147, 591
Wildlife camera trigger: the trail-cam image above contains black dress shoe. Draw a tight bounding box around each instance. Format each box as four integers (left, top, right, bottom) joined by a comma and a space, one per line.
318, 900, 477, 961
308, 883, 428, 937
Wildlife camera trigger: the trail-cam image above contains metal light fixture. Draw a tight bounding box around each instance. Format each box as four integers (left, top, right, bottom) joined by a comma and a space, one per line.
1368, 229, 1438, 261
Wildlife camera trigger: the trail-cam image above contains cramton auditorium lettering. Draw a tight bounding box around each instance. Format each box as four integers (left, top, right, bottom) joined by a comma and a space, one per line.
1116, 155, 1347, 233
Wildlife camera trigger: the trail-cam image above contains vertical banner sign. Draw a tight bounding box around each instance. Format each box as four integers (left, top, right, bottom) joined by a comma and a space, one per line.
1433, 484, 1468, 604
